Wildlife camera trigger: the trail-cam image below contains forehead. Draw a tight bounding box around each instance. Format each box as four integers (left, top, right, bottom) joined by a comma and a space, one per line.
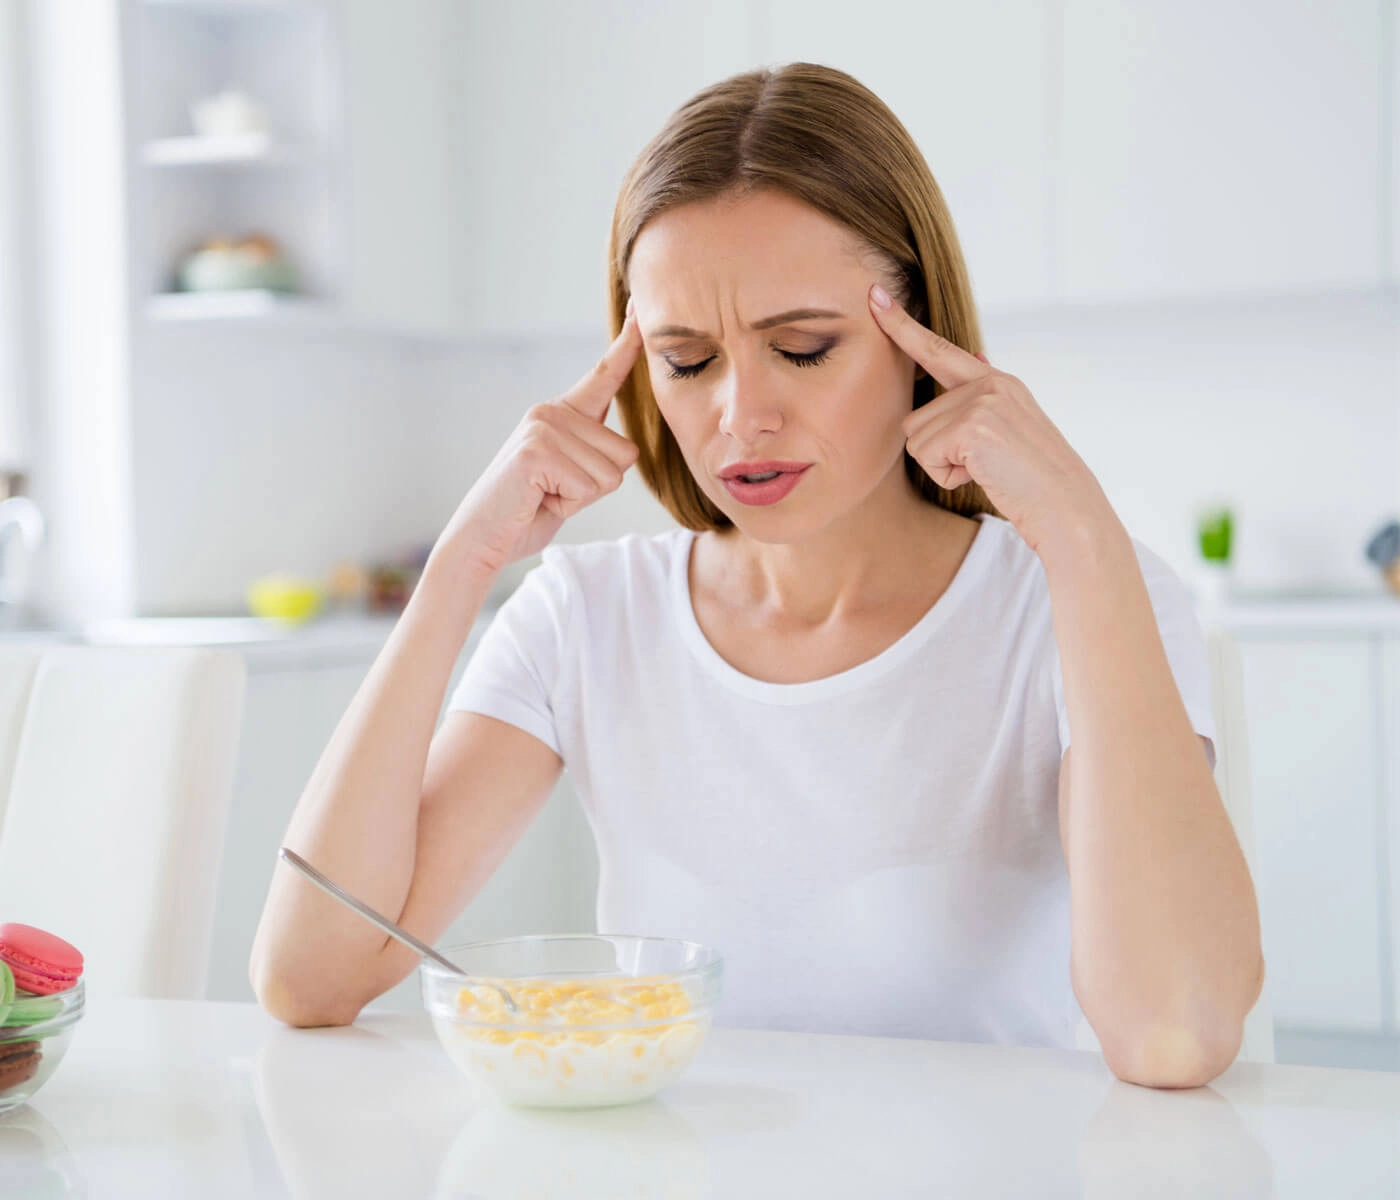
627, 189, 873, 303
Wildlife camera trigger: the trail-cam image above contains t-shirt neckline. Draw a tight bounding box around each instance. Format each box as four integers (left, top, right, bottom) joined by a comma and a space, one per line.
672, 513, 998, 704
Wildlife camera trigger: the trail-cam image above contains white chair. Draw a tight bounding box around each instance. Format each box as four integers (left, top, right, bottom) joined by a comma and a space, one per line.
1073, 627, 1276, 1065
0, 645, 246, 999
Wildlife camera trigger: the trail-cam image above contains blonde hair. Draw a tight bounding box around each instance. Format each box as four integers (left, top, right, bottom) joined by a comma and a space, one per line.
606, 61, 1000, 530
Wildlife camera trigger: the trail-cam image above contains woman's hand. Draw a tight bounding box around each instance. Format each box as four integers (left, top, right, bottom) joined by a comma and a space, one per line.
868, 283, 1118, 560
434, 307, 644, 580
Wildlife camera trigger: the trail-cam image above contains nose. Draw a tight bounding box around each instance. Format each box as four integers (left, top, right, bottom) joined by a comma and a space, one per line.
715, 358, 782, 442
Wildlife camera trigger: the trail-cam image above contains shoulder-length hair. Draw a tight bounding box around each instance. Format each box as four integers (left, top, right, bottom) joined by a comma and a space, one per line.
606, 61, 1001, 530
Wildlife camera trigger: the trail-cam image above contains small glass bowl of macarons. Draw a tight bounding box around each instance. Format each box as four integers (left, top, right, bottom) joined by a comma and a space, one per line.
0, 922, 85, 1113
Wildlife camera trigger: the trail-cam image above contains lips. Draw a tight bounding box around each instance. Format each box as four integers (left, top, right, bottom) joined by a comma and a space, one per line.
718, 463, 811, 506
718, 460, 811, 482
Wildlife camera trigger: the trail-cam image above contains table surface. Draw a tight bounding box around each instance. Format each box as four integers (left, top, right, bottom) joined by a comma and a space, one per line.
0, 998, 1396, 1198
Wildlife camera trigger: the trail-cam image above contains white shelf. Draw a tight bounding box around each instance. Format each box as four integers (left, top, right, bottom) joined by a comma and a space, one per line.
1209, 593, 1400, 636
142, 133, 308, 167
146, 289, 335, 324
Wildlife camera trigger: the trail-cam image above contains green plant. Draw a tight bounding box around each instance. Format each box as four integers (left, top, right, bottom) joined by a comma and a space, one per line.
1197, 508, 1233, 563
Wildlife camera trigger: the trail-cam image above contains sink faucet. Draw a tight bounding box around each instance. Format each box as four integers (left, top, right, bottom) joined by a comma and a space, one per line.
0, 494, 44, 607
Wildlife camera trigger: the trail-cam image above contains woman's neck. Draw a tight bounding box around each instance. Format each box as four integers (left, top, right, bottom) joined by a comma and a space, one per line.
697, 472, 979, 631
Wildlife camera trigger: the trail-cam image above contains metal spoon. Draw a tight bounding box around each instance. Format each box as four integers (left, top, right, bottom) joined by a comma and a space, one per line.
278, 847, 519, 1014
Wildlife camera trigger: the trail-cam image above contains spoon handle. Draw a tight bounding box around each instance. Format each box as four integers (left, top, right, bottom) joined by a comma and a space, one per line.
277, 840, 464, 974
277, 851, 520, 1012
278, 849, 519, 1012
279, 847, 467, 973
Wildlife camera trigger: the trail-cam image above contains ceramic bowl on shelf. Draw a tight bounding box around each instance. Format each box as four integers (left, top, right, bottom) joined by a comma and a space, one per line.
190, 90, 271, 139
177, 235, 299, 294
421, 934, 723, 1110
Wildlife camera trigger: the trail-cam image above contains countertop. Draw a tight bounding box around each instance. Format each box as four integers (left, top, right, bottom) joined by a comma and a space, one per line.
4, 996, 1398, 1198
6, 590, 1400, 666
0, 609, 502, 669
1202, 592, 1400, 634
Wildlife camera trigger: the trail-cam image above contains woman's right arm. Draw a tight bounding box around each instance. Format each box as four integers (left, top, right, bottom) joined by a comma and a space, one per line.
248, 306, 644, 1027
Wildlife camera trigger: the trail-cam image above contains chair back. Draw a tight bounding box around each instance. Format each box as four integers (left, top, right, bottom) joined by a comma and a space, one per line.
0, 645, 246, 999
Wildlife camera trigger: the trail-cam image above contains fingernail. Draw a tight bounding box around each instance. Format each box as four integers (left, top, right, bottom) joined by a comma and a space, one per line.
870, 283, 892, 309
625, 296, 635, 317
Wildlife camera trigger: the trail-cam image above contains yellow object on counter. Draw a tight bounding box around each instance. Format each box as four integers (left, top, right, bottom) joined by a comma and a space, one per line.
246, 575, 324, 624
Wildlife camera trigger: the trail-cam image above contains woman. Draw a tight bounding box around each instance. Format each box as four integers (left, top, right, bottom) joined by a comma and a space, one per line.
251, 63, 1263, 1089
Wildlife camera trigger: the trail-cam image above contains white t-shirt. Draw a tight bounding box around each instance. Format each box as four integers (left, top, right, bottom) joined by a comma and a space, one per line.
447, 513, 1217, 1049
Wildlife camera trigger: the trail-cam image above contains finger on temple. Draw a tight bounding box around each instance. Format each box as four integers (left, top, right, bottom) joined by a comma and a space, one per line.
559, 311, 643, 421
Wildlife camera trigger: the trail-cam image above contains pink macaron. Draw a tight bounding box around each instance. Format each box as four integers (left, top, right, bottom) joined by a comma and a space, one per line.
0, 924, 83, 995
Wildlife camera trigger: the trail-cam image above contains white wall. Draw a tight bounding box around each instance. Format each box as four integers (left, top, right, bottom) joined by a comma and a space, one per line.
127, 321, 678, 614
981, 288, 1400, 594
125, 285, 1398, 614
130, 323, 456, 614
15, 0, 1395, 617
452, 288, 1398, 598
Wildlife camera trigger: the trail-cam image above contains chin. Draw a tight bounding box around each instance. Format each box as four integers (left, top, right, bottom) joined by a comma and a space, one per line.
715, 502, 833, 545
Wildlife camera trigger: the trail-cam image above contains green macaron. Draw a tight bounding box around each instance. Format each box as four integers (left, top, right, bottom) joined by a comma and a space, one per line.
0, 961, 11, 1026
1, 991, 62, 1031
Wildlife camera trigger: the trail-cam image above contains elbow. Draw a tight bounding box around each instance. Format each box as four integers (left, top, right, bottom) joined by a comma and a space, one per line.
249, 947, 363, 1030
1102, 1019, 1244, 1090
1080, 951, 1266, 1090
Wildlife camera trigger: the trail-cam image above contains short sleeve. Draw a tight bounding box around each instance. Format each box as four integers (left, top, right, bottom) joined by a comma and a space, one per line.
445, 549, 574, 757
1051, 540, 1218, 771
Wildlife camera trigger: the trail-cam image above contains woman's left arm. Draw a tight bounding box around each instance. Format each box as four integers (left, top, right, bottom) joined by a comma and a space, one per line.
869, 284, 1265, 1090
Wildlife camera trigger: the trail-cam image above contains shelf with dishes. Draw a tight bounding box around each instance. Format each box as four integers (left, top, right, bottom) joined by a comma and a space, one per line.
144, 288, 334, 324
129, 0, 344, 325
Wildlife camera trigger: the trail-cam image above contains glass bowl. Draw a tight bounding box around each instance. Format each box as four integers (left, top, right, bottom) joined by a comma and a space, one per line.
0, 978, 84, 1114
421, 934, 722, 1110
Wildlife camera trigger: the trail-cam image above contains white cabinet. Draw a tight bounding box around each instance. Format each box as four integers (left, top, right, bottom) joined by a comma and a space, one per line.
1236, 637, 1384, 1032
337, 0, 462, 337
1059, 0, 1385, 304
329, 0, 767, 339
1219, 602, 1400, 1059
1378, 639, 1400, 1030
424, 0, 1394, 336
439, 0, 763, 338
119, 1, 1399, 339
76, 2, 1400, 344
766, 0, 1057, 314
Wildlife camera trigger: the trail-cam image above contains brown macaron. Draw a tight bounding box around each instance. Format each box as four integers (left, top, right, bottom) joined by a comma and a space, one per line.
0, 1039, 40, 1091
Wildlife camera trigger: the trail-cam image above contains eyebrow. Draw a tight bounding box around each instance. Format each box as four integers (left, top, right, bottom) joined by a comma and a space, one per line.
648, 308, 847, 338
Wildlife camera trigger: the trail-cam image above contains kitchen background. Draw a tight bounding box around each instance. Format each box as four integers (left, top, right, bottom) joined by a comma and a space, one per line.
1, 0, 1398, 1070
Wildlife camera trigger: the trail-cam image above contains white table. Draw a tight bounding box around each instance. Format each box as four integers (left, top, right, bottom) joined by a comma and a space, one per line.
0, 997, 1396, 1197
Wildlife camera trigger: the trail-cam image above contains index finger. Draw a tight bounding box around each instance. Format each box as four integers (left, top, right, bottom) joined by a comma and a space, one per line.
558, 308, 644, 422
868, 283, 992, 391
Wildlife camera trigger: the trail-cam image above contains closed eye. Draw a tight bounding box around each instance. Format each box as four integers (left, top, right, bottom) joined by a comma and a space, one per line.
664, 345, 833, 381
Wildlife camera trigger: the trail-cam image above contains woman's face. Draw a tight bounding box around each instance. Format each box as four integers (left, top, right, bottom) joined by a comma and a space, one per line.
627, 188, 919, 541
